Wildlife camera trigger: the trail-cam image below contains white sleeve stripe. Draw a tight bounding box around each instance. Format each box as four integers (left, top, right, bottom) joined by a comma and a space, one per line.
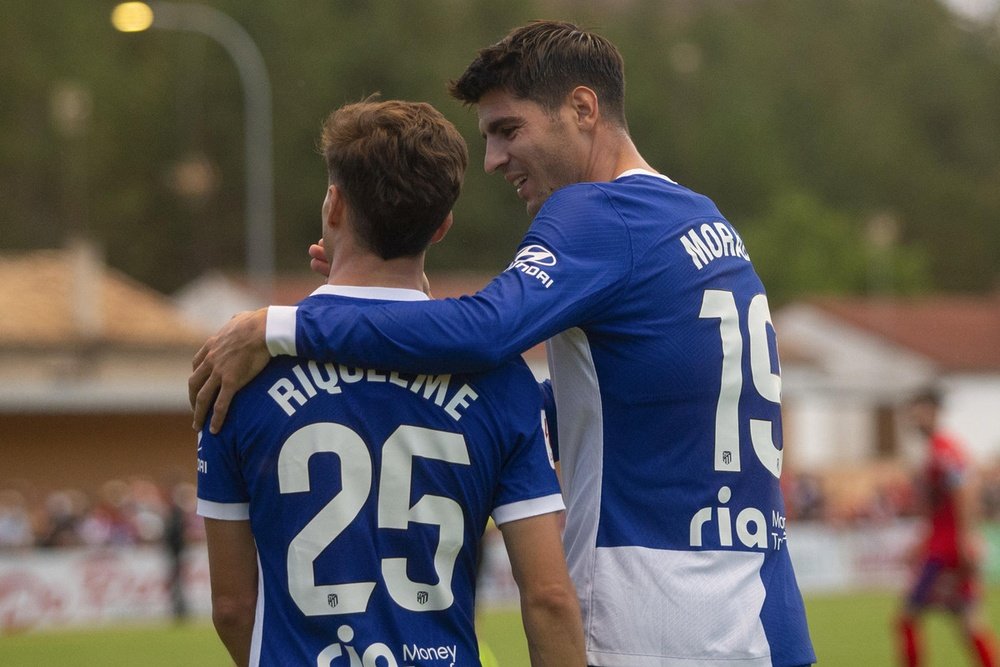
197, 498, 250, 520
492, 493, 565, 526
265, 305, 298, 357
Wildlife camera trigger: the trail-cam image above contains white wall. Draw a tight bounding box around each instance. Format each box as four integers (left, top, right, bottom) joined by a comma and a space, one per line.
941, 375, 1000, 464
785, 396, 875, 470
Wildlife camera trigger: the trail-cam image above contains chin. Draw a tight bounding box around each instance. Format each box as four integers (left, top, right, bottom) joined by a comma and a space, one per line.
525, 190, 556, 218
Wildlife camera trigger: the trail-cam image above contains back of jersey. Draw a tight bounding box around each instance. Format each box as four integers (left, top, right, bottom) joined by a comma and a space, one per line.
197, 293, 560, 666
530, 174, 814, 666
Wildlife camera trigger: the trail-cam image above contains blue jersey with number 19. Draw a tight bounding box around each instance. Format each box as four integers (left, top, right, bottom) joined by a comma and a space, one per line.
197, 286, 563, 667
272, 172, 815, 666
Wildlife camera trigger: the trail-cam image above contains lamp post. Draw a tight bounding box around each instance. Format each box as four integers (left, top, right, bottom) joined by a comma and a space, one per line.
112, 2, 274, 294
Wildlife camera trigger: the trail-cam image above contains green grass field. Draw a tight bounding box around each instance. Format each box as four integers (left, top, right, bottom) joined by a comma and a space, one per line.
2, 589, 999, 665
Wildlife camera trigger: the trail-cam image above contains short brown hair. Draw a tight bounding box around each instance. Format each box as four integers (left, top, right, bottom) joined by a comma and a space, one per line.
320, 99, 468, 259
449, 20, 627, 126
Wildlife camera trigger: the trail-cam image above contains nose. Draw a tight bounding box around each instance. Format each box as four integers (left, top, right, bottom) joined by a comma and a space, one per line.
483, 138, 507, 174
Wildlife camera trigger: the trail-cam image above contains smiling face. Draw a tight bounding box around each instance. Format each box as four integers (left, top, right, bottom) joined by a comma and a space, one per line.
477, 88, 587, 218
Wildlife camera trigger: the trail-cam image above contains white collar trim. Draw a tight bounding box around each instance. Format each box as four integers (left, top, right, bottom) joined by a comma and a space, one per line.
310, 284, 430, 301
615, 168, 675, 183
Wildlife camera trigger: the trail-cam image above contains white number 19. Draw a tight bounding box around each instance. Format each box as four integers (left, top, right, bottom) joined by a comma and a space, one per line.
699, 290, 783, 478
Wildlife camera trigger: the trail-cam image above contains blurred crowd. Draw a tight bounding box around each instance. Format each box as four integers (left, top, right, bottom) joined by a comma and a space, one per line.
4, 465, 1000, 551
783, 464, 1000, 525
0, 477, 203, 551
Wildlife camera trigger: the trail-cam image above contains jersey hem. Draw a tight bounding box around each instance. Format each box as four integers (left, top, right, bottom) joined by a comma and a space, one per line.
492, 493, 564, 526
586, 652, 777, 667
197, 498, 250, 520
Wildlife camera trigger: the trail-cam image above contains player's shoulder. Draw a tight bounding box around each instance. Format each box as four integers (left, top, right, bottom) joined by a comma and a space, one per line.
463, 355, 537, 392
458, 356, 542, 411
535, 181, 620, 222
542, 174, 720, 223
932, 431, 968, 463
246, 355, 302, 389
224, 356, 303, 416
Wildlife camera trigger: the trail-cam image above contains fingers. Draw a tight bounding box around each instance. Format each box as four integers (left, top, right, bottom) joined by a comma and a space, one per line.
188, 359, 210, 410
192, 340, 210, 371
310, 258, 332, 277
192, 370, 221, 432
209, 384, 236, 435
188, 308, 271, 433
309, 242, 332, 277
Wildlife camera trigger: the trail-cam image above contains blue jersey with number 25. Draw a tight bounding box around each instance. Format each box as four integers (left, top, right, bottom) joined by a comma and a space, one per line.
198, 286, 563, 667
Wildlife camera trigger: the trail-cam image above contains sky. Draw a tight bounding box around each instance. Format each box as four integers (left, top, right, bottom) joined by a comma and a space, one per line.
941, 0, 1000, 21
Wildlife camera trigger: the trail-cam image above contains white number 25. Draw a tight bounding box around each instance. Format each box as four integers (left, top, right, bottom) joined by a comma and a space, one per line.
278, 423, 469, 616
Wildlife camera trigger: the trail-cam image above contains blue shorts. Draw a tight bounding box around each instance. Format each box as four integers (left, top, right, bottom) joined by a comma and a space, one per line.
906, 557, 978, 612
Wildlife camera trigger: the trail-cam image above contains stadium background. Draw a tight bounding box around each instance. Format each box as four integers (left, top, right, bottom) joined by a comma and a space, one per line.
3, 0, 1000, 664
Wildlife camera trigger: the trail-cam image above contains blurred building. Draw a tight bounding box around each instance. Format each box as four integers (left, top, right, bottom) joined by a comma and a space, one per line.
0, 241, 206, 491
14, 242, 996, 509
776, 295, 1000, 503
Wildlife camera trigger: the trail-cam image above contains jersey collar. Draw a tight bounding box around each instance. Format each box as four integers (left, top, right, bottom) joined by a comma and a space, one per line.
310, 284, 430, 301
615, 168, 676, 184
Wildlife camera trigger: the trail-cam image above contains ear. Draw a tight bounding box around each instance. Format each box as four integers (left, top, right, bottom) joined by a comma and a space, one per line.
324, 183, 346, 231
429, 212, 453, 245
568, 86, 599, 130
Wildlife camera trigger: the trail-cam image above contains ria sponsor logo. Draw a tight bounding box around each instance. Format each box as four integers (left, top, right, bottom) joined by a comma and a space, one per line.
688, 486, 789, 550
507, 244, 556, 288
317, 624, 398, 666
316, 624, 459, 666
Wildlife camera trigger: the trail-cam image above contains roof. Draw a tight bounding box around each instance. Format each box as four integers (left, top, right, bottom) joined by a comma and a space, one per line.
0, 246, 206, 350
808, 294, 1000, 372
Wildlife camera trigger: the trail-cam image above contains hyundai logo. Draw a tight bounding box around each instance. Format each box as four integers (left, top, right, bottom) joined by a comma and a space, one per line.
511, 244, 557, 267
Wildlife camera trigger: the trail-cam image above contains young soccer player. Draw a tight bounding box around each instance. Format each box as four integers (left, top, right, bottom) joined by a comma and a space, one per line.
191, 22, 814, 666
196, 98, 585, 666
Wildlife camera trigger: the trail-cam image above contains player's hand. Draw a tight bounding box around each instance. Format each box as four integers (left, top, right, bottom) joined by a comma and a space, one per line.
309, 239, 331, 277
189, 308, 270, 434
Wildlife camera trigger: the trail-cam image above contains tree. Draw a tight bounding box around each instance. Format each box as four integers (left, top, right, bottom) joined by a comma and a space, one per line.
1, 0, 997, 295
741, 192, 931, 304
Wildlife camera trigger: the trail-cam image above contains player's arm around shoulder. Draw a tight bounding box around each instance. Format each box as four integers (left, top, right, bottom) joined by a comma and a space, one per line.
204, 517, 258, 666
500, 512, 586, 666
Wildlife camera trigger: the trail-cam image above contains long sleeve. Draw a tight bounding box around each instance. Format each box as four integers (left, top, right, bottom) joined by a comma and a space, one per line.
271, 184, 632, 374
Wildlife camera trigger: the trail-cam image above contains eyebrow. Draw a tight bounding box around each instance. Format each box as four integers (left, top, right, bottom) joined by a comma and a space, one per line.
481, 115, 522, 138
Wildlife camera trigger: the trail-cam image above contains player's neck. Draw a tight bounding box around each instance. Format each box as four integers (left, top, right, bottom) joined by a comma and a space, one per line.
326, 253, 427, 293
588, 127, 655, 182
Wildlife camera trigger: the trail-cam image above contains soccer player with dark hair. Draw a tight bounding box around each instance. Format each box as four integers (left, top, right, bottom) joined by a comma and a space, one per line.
196, 98, 585, 666
897, 387, 997, 667
191, 22, 814, 666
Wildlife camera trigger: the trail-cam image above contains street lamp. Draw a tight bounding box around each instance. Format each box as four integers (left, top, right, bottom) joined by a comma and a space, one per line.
112, 1, 274, 294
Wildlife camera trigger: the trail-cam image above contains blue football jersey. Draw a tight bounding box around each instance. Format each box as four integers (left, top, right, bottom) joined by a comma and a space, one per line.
198, 286, 564, 667
269, 173, 815, 666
